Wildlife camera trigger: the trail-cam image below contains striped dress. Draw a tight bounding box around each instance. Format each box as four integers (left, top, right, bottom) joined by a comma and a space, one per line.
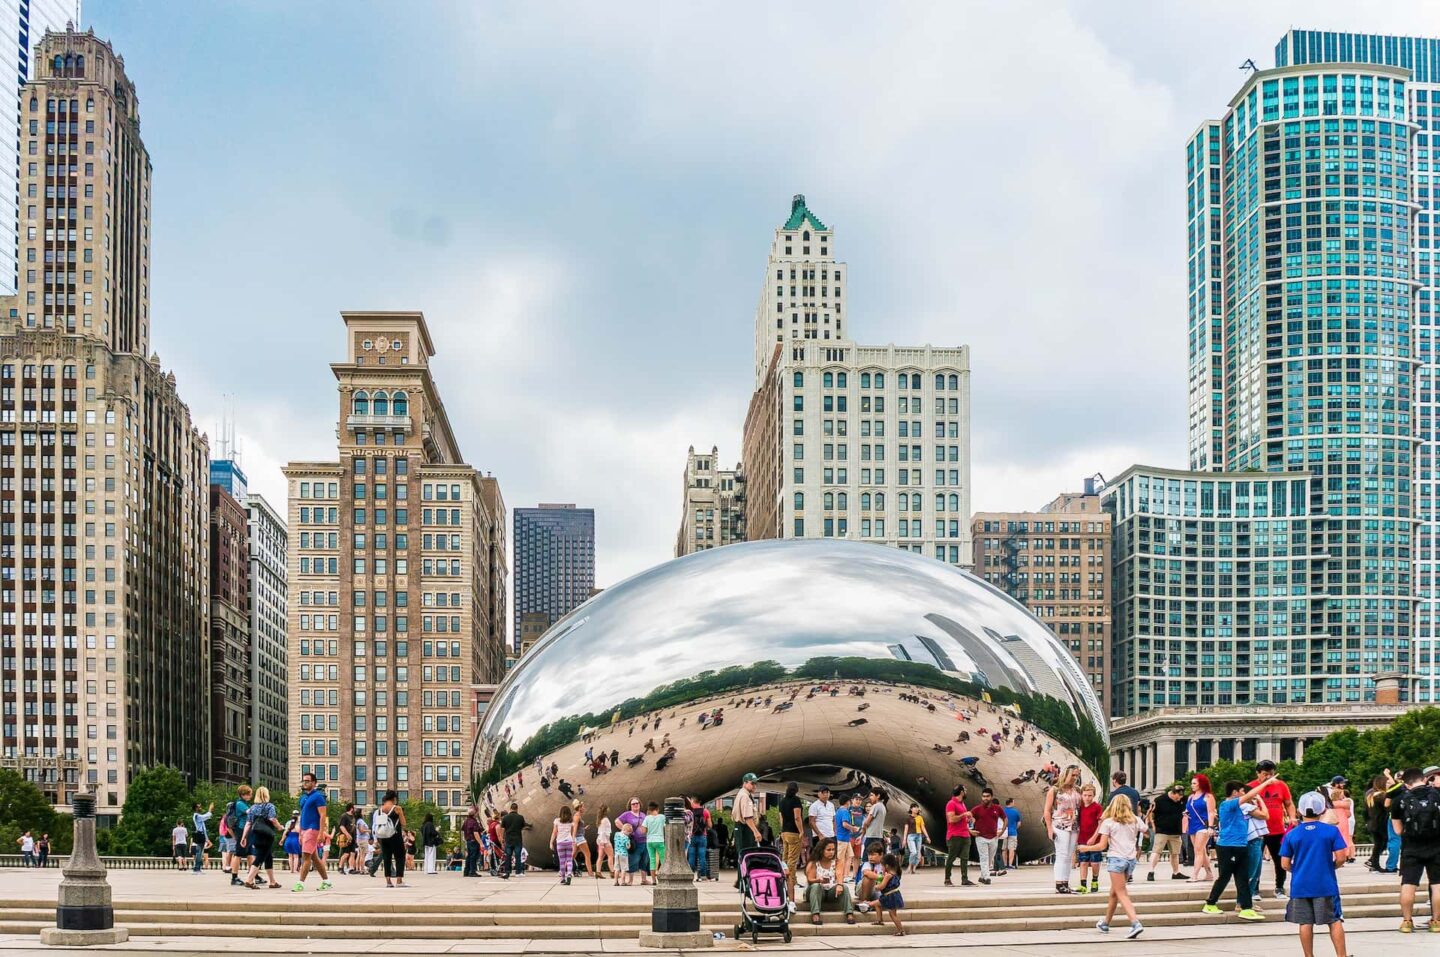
554, 820, 575, 879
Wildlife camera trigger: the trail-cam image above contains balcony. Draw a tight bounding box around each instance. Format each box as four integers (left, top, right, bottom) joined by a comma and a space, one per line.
347, 414, 412, 433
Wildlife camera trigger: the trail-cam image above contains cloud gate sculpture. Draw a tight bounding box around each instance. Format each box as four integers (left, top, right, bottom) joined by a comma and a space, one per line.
474, 540, 1108, 865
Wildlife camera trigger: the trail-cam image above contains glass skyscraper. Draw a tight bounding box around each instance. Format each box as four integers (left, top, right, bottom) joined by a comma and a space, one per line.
512, 504, 595, 650
1270, 29, 1440, 703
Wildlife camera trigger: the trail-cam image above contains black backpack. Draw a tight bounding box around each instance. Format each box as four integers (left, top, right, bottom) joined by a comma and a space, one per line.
222, 802, 239, 835
1401, 785, 1440, 843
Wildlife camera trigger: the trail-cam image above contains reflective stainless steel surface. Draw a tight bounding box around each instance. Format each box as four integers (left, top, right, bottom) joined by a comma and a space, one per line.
475, 540, 1107, 863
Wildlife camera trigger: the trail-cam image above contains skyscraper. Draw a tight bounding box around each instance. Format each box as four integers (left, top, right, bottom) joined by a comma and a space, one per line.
742, 195, 973, 566
209, 476, 250, 786
675, 445, 745, 557
244, 492, 288, 790
284, 311, 508, 808
513, 504, 595, 645
0, 2, 81, 295
0, 29, 209, 816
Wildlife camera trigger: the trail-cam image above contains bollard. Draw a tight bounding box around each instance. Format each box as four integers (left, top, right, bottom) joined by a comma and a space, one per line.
637, 796, 712, 948
39, 793, 128, 946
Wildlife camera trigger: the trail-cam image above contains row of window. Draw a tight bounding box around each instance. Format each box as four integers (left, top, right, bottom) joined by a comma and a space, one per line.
800, 371, 963, 391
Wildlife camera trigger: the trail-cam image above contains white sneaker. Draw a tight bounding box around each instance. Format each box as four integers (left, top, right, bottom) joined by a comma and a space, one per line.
856, 902, 872, 913
1126, 922, 1144, 940
1095, 919, 1109, 933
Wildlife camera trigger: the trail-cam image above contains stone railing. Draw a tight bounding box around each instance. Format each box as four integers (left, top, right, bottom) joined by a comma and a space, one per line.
0, 855, 297, 871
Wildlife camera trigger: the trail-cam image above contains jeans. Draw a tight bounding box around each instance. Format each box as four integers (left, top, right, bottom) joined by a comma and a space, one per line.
687, 835, 708, 877
976, 835, 999, 880
1246, 837, 1264, 898
193, 837, 206, 872
1052, 828, 1077, 884
945, 835, 971, 883
464, 838, 480, 876
1206, 845, 1253, 910
906, 832, 923, 866
503, 839, 524, 876
1385, 819, 1402, 872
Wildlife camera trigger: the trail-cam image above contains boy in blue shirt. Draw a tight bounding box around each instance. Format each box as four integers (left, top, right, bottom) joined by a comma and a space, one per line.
1003, 799, 1022, 871
1280, 792, 1348, 957
1201, 780, 1269, 921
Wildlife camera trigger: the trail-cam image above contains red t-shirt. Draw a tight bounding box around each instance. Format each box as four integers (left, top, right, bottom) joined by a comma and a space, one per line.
1248, 778, 1292, 836
945, 797, 971, 839
1077, 801, 1103, 844
972, 802, 1007, 840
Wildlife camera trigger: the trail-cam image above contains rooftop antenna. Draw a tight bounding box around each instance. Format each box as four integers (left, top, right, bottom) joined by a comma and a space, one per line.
1240, 58, 1259, 74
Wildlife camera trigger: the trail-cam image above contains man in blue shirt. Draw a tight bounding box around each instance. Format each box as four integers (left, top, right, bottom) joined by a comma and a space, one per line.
1280, 792, 1348, 957
1003, 798, 1022, 870
191, 802, 213, 874
292, 772, 332, 892
1201, 780, 1269, 921
834, 795, 861, 882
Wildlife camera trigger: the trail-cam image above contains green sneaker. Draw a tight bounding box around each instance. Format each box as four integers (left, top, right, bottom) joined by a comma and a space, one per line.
1237, 909, 1265, 922
290, 882, 304, 893
1201, 904, 1221, 915
318, 881, 333, 891
1075, 884, 1090, 895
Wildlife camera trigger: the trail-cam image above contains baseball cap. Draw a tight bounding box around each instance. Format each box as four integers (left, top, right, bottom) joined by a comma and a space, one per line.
742, 772, 758, 783
1297, 791, 1327, 817
1166, 783, 1183, 792
1329, 775, 1347, 786
1423, 765, 1440, 778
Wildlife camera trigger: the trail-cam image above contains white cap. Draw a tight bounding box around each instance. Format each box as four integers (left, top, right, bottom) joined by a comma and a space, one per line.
1297, 791, 1327, 817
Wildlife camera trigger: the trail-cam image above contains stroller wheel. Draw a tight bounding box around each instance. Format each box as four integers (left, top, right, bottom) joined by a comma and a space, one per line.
734, 924, 743, 940
783, 929, 793, 943
752, 931, 759, 945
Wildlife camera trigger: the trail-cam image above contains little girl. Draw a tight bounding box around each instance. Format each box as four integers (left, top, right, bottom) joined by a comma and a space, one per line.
873, 853, 905, 936
551, 805, 576, 886
1075, 783, 1103, 894
1078, 794, 1147, 941
613, 823, 633, 886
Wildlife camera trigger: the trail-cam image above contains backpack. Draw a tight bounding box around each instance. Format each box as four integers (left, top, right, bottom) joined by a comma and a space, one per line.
222, 802, 239, 836
372, 808, 397, 841
1401, 785, 1440, 843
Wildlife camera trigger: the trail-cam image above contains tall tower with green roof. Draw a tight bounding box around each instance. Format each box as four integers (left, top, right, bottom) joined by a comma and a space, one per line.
752, 194, 845, 387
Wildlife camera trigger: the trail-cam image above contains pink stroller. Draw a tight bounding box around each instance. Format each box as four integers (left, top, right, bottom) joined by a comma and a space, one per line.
734, 846, 792, 943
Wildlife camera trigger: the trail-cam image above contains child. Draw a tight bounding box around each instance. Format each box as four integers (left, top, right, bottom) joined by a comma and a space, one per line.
854, 844, 885, 912
1079, 794, 1148, 940
1075, 783, 1103, 894
873, 852, 905, 936
1279, 792, 1348, 957
613, 823, 633, 886
642, 802, 667, 871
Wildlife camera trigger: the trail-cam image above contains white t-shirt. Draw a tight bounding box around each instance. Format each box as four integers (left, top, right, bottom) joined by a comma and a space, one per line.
172, 826, 187, 847
597, 817, 613, 841
1096, 818, 1147, 861
1243, 801, 1267, 842
808, 799, 836, 838
20, 835, 34, 853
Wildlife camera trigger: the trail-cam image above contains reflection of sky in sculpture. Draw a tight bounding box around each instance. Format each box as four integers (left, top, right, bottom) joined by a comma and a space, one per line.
484, 540, 1105, 748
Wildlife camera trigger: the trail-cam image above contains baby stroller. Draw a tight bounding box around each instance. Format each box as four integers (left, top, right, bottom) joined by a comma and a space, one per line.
734, 846, 791, 944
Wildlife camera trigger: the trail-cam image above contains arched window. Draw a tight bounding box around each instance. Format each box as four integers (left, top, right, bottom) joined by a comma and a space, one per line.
874, 372, 885, 389
875, 492, 886, 511
837, 372, 847, 388
824, 492, 834, 510
803, 231, 810, 241
861, 493, 871, 511
74, 55, 84, 76
911, 493, 921, 511
949, 493, 960, 512
935, 373, 945, 390
353, 391, 370, 415
794, 492, 804, 509
948, 374, 959, 391
53, 55, 63, 75
838, 492, 848, 510
372, 391, 389, 415
899, 495, 908, 512
28, 97, 36, 112
793, 371, 803, 387
391, 391, 409, 415
860, 372, 871, 389
822, 371, 833, 388
899, 374, 908, 390
935, 493, 945, 512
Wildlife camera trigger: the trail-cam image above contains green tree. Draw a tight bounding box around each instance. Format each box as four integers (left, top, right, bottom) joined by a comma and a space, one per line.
110, 766, 191, 856
0, 769, 57, 847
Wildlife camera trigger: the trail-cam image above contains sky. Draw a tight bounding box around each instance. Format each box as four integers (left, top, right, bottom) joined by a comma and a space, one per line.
83, 0, 1440, 600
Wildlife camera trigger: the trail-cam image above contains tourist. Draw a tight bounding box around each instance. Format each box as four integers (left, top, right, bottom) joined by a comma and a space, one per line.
861, 786, 889, 860
617, 796, 650, 883
873, 852, 906, 936
642, 801, 668, 873
972, 787, 1007, 884
804, 837, 856, 925
1146, 783, 1188, 881
462, 806, 482, 877
171, 820, 188, 870
1278, 791, 1348, 957
17, 831, 34, 868
420, 813, 441, 875
282, 812, 302, 873
732, 773, 762, 888
902, 803, 928, 873
807, 785, 836, 849
35, 833, 49, 869
191, 801, 214, 873
1391, 766, 1440, 933
572, 800, 595, 878
943, 783, 974, 887
1327, 778, 1354, 862
1003, 797, 1022, 870
687, 796, 711, 881
595, 804, 615, 879
778, 782, 806, 902
1080, 794, 1147, 939
1249, 759, 1298, 899
404, 828, 416, 872
854, 840, 885, 913
500, 801, 527, 878
835, 795, 862, 882
333, 801, 355, 875
239, 786, 282, 889
291, 773, 331, 892
551, 804, 577, 885
1044, 765, 1082, 894
1184, 773, 1217, 884
1107, 770, 1140, 811
1244, 779, 1271, 905
1075, 783, 1103, 895
613, 822, 634, 886
371, 790, 406, 888
1200, 780, 1268, 921
486, 810, 503, 875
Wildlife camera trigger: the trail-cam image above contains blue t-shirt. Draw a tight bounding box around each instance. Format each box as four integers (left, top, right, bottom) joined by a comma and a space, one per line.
298, 788, 327, 831
1004, 807, 1021, 836
835, 807, 856, 841
1279, 820, 1345, 899
1216, 797, 1250, 847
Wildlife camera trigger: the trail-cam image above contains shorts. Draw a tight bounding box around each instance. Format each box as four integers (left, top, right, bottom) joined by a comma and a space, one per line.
1105, 856, 1137, 879
173, 845, 186, 858
781, 832, 803, 872
615, 854, 630, 874
1153, 832, 1182, 861
1285, 895, 1342, 926
1077, 850, 1103, 864
1004, 834, 1018, 851
300, 828, 322, 855
836, 839, 854, 864
219, 837, 235, 854
1399, 843, 1440, 886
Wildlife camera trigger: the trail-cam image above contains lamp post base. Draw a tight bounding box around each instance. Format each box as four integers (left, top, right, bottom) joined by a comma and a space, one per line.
637, 930, 712, 949
40, 927, 129, 946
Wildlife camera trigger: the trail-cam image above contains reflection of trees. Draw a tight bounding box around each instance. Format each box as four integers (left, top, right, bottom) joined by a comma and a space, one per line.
481, 656, 1108, 783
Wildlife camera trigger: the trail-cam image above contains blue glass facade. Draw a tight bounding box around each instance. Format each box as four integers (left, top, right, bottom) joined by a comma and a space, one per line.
209, 457, 248, 499
512, 505, 595, 651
